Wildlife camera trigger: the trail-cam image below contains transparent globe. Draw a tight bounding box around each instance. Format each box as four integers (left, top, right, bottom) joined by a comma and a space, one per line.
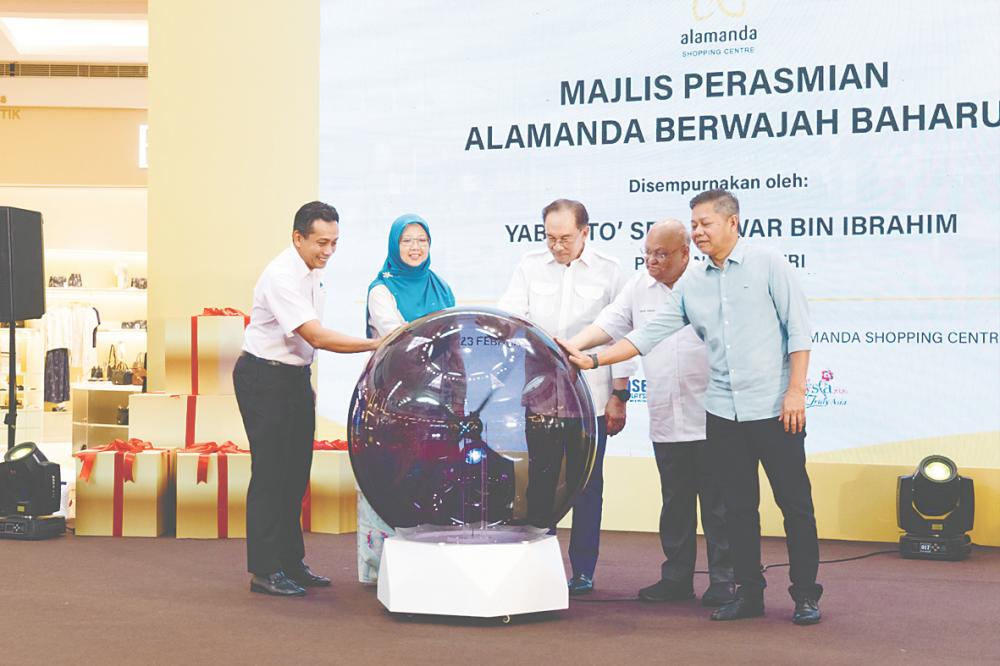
348, 307, 597, 543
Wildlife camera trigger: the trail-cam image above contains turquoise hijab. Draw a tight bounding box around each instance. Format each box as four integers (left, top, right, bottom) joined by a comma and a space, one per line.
366, 214, 455, 337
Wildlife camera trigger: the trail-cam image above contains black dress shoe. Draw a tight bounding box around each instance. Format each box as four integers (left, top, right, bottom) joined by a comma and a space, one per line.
710, 596, 765, 621
701, 582, 737, 607
638, 579, 695, 602
792, 598, 821, 625
250, 571, 306, 596
286, 562, 331, 587
567, 574, 594, 595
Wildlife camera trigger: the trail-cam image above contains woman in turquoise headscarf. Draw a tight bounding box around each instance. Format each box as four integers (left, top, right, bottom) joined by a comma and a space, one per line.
365, 213, 455, 339
357, 213, 455, 584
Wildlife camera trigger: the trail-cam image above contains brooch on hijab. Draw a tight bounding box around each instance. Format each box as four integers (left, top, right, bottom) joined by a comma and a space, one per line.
382, 271, 393, 279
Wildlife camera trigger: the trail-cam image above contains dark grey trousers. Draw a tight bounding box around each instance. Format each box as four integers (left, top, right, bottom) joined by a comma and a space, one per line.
653, 439, 734, 587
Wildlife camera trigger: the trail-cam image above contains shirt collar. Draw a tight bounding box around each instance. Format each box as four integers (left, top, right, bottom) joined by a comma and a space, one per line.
704, 238, 745, 272
283, 245, 313, 279
644, 269, 687, 292
728, 239, 746, 264
542, 243, 594, 267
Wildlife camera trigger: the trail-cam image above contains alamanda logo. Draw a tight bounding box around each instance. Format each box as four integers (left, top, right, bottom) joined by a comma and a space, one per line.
693, 0, 747, 21
681, 24, 758, 44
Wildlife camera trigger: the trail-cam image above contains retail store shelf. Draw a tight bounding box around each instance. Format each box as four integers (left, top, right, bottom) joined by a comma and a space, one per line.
47, 288, 147, 298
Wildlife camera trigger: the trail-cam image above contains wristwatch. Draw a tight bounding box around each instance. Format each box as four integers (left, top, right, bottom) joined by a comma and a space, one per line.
611, 388, 631, 403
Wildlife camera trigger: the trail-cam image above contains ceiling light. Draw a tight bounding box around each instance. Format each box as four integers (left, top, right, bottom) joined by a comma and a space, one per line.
0, 17, 147, 59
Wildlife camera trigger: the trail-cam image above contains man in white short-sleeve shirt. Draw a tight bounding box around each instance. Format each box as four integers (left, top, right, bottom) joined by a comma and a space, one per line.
498, 198, 635, 596
568, 219, 735, 607
235, 200, 380, 597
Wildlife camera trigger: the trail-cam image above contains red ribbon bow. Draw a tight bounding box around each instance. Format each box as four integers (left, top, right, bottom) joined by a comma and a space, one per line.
302, 440, 349, 531
313, 439, 348, 451
185, 441, 250, 484
74, 438, 154, 483
200, 307, 250, 319
190, 309, 251, 394
73, 438, 159, 537
184, 441, 250, 539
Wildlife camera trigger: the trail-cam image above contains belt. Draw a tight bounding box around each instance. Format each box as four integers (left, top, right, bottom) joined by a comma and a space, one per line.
240, 351, 310, 373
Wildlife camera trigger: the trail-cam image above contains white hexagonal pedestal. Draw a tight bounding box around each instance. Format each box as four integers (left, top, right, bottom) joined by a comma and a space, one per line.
377, 531, 568, 619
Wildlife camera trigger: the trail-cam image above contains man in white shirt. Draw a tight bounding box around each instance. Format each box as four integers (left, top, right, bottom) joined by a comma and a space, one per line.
567, 219, 735, 606
498, 198, 634, 595
235, 201, 381, 597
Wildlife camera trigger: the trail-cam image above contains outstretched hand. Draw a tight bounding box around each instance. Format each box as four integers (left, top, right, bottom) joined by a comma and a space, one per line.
555, 337, 593, 370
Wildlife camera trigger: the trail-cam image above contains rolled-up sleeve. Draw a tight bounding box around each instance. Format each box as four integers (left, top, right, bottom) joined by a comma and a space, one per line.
594, 281, 634, 341
769, 255, 811, 353
625, 289, 687, 356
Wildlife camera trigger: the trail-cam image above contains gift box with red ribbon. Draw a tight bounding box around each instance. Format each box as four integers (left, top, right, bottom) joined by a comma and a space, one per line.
128, 393, 247, 449
74, 438, 171, 537
175, 441, 251, 539
165, 308, 250, 395
301, 439, 357, 534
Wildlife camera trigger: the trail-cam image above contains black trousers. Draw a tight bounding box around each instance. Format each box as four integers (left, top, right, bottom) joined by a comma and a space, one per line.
523, 414, 608, 578
705, 412, 822, 602
233, 354, 315, 575
652, 440, 733, 587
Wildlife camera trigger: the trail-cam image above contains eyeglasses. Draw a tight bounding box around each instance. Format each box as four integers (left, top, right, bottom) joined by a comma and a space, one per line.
641, 247, 678, 262
400, 237, 430, 247
546, 232, 583, 248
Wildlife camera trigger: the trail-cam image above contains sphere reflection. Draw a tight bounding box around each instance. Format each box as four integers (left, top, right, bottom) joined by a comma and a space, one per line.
348, 307, 597, 533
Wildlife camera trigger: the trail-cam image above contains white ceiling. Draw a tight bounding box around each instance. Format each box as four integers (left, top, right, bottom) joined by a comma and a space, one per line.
0, 0, 147, 63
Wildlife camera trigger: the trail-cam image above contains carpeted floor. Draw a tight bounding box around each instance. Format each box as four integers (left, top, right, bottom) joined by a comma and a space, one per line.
4, 530, 998, 665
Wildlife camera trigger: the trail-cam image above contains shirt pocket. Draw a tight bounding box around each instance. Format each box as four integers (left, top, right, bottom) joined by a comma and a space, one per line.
573, 283, 606, 321
528, 281, 560, 322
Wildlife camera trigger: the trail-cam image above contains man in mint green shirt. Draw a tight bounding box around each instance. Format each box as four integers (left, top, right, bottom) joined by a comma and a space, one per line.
558, 189, 822, 626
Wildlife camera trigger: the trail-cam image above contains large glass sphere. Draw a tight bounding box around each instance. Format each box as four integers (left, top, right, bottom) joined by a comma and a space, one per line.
348, 307, 597, 537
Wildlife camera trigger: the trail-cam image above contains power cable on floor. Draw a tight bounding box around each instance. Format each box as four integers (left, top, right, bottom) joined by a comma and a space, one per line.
572, 546, 903, 603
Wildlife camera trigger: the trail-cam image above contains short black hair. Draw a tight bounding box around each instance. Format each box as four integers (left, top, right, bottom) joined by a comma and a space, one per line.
542, 198, 589, 229
689, 189, 739, 218
293, 201, 339, 237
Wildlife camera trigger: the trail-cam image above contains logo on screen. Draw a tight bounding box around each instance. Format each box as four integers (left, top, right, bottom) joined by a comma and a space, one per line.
693, 0, 747, 21
682, 0, 757, 55
806, 369, 848, 408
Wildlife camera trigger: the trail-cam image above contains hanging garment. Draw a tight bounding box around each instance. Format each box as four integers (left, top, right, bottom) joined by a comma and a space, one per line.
44, 348, 70, 403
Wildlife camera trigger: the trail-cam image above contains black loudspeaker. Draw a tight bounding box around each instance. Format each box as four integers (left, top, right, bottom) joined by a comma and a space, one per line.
0, 206, 45, 321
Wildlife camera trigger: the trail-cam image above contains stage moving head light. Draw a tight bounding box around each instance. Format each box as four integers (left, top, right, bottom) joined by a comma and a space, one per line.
0, 441, 62, 516
897, 455, 974, 561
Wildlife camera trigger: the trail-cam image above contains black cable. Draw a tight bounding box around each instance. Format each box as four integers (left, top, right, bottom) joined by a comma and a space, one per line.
573, 547, 901, 603
762, 548, 897, 572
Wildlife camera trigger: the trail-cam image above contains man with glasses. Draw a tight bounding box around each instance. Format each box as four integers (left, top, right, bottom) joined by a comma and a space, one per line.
558, 190, 822, 625
498, 198, 634, 595
563, 219, 735, 607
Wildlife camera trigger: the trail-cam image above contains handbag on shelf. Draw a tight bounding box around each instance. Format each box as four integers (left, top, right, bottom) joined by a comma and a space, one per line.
116, 406, 129, 426
131, 352, 147, 385
68, 272, 83, 287
106, 344, 132, 386
48, 275, 67, 288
